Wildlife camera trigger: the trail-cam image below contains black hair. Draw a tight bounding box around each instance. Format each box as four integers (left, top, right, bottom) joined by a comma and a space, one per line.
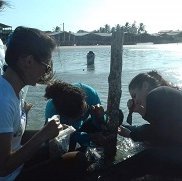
44, 80, 86, 119
5, 26, 56, 84
5, 26, 56, 66
129, 70, 179, 91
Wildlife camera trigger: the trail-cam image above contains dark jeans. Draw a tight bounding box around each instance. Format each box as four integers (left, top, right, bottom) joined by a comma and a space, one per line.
99, 147, 182, 180
15, 130, 88, 181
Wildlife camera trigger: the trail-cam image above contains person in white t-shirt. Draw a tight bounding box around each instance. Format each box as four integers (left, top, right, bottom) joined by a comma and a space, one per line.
0, 26, 88, 181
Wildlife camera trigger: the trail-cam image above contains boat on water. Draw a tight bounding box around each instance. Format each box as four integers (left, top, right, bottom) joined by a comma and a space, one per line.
87, 51, 95, 66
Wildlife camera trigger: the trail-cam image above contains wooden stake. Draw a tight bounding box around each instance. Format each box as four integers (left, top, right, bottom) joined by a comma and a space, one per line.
107, 28, 124, 130
104, 28, 124, 162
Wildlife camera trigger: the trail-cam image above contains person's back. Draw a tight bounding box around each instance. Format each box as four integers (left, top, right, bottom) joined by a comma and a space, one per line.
45, 82, 101, 128
143, 86, 182, 146
44, 81, 106, 151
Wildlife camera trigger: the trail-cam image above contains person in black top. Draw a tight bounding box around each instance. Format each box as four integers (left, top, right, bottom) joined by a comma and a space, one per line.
100, 70, 182, 180
119, 70, 182, 147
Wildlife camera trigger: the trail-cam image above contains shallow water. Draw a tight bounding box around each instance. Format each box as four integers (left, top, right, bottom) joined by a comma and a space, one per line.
25, 43, 182, 154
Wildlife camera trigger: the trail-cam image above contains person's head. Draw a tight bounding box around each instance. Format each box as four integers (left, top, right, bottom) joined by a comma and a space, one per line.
128, 70, 176, 111
5, 26, 56, 85
44, 80, 87, 121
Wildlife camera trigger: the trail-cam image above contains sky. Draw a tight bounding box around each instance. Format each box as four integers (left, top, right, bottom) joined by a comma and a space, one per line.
1, 0, 182, 33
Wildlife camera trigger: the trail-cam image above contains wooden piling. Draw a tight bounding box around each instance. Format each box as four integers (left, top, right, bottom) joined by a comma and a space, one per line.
104, 28, 124, 161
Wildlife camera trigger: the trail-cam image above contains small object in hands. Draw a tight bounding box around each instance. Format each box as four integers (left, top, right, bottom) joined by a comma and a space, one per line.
54, 126, 76, 152
48, 115, 60, 122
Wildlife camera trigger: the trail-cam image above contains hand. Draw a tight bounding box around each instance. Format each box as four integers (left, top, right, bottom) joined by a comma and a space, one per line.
118, 126, 131, 138
62, 124, 69, 130
23, 102, 33, 115
90, 104, 105, 118
127, 99, 145, 116
42, 115, 63, 140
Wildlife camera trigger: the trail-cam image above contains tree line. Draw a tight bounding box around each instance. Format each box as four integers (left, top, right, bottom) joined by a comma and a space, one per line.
53, 22, 147, 34
77, 21, 147, 34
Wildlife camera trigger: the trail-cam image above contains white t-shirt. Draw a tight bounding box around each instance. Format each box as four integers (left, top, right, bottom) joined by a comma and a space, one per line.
0, 76, 26, 181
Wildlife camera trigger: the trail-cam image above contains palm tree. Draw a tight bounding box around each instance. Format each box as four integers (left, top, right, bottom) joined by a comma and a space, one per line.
104, 24, 111, 33
0, 0, 10, 11
130, 21, 138, 34
111, 27, 116, 33
99, 27, 105, 33
124, 22, 130, 33
138, 23, 146, 34
116, 24, 121, 31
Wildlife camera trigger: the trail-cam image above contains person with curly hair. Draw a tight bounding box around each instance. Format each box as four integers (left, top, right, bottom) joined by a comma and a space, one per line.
44, 80, 108, 151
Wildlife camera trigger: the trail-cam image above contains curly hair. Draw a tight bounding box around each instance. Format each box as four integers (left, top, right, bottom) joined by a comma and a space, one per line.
44, 80, 86, 119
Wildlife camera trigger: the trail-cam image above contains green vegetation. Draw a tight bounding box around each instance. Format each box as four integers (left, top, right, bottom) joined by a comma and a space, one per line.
0, 0, 10, 11
77, 22, 147, 34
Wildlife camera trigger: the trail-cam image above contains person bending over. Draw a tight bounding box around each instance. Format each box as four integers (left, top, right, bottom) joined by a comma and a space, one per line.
101, 70, 182, 180
0, 26, 88, 181
44, 80, 108, 152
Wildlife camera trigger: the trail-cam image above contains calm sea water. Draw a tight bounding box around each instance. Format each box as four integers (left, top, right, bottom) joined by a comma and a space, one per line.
25, 43, 182, 157
26, 43, 182, 130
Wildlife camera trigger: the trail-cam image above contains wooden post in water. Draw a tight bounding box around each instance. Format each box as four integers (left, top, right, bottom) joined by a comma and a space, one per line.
104, 28, 124, 162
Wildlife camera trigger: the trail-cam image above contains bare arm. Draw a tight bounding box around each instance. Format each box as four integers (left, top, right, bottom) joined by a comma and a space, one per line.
0, 117, 62, 176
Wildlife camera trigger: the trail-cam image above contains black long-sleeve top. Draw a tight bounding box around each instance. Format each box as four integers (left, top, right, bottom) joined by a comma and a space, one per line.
125, 86, 182, 147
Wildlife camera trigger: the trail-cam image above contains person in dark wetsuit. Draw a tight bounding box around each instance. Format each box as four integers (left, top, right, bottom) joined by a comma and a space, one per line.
100, 70, 182, 180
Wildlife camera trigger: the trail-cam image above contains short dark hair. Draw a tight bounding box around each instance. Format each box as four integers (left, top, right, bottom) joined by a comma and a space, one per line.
44, 80, 86, 119
5, 26, 56, 67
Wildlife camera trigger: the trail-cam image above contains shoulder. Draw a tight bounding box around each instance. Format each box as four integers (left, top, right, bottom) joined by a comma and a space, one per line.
148, 86, 182, 100
73, 83, 96, 95
73, 82, 94, 90
0, 96, 16, 133
46, 99, 55, 110
0, 77, 18, 108
73, 83, 101, 105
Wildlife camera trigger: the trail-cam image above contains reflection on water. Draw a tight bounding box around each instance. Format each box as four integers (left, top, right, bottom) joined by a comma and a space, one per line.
87, 64, 95, 71
115, 136, 146, 163
26, 43, 182, 158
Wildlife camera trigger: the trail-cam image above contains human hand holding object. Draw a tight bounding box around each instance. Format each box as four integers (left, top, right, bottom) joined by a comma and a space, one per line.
43, 115, 63, 140
118, 126, 131, 138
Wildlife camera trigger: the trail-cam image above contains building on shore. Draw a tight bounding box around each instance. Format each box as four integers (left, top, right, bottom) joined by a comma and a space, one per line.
0, 23, 12, 44
1, 23, 182, 46
48, 31, 152, 46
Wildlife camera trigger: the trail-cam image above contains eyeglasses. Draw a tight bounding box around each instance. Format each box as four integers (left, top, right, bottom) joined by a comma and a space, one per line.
37, 60, 54, 84
40, 61, 52, 74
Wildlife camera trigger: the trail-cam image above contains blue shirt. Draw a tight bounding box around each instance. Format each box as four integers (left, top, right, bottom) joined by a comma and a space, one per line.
45, 83, 101, 130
